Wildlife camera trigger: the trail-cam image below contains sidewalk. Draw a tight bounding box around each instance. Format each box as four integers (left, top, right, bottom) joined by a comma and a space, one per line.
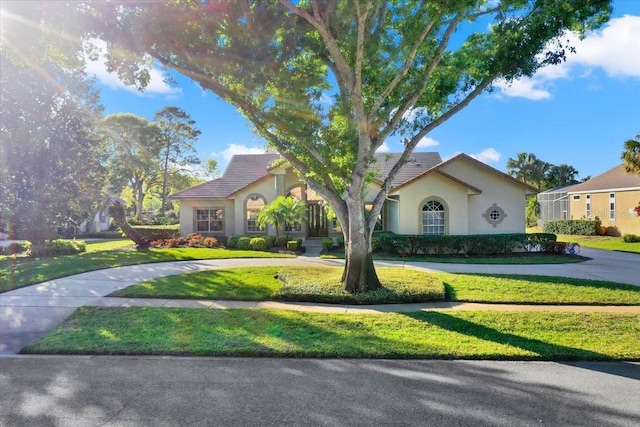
2, 249, 639, 355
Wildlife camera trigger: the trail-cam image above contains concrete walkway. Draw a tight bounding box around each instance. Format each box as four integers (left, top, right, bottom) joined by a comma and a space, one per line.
1, 248, 639, 355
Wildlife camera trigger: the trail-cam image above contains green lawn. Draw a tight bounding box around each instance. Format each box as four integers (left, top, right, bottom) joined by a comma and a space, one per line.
111, 267, 446, 304
556, 234, 640, 253
0, 240, 294, 293
111, 266, 640, 305
526, 228, 640, 253
22, 307, 640, 360
321, 252, 588, 264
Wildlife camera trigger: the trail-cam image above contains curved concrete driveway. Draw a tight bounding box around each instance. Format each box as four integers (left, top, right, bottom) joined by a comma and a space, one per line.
1, 248, 638, 355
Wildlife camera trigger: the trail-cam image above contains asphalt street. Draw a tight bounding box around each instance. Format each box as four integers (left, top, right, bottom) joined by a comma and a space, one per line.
1, 356, 640, 426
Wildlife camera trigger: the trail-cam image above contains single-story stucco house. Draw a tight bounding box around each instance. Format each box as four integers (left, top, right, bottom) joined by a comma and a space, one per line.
566, 164, 640, 236
170, 152, 537, 240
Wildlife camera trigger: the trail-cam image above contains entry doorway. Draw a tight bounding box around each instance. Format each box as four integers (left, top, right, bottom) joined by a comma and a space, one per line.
307, 201, 328, 237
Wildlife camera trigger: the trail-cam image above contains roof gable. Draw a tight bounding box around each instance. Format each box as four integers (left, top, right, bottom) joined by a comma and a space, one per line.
567, 164, 640, 193
170, 153, 280, 199
371, 152, 442, 188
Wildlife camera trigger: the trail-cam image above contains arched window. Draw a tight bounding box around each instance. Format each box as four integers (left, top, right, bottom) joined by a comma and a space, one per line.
246, 195, 265, 233
422, 200, 445, 235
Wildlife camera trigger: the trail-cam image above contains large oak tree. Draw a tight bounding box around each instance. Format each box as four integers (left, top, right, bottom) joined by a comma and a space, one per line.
4, 0, 612, 291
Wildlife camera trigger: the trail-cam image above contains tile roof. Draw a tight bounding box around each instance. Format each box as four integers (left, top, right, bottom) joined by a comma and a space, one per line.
172, 151, 530, 199
170, 153, 280, 199
371, 152, 443, 187
566, 164, 640, 193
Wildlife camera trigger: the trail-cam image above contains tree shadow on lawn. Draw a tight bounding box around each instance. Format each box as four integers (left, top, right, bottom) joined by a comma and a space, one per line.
402, 311, 608, 361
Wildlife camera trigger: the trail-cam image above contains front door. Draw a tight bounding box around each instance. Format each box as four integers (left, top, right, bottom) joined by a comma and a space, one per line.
307, 201, 328, 237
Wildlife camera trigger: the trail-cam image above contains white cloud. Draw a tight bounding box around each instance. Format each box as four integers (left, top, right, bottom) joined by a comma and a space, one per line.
375, 142, 391, 153
495, 15, 640, 100
416, 136, 440, 148
470, 147, 501, 164
83, 39, 181, 96
213, 144, 265, 162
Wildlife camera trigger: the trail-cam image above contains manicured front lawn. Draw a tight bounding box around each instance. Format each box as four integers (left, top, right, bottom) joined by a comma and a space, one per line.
556, 234, 640, 253
22, 307, 640, 360
527, 227, 640, 253
111, 267, 640, 305
321, 252, 588, 264
0, 242, 294, 293
110, 267, 446, 304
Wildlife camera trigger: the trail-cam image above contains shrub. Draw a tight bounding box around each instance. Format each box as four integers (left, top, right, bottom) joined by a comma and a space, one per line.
226, 235, 241, 249
0, 241, 31, 255
541, 241, 567, 254
321, 238, 334, 251
237, 236, 252, 250
30, 239, 86, 257
622, 234, 640, 243
203, 237, 218, 248
264, 235, 277, 248
277, 236, 289, 248
249, 237, 268, 251
131, 226, 180, 241
287, 240, 300, 251
543, 219, 600, 236
336, 235, 345, 247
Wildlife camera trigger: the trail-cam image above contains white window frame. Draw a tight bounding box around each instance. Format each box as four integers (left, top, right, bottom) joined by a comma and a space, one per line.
585, 194, 591, 218
421, 200, 445, 235
609, 193, 616, 220
195, 208, 224, 233
245, 195, 265, 233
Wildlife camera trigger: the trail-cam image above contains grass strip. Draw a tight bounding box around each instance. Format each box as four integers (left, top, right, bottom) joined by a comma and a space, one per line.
22, 307, 640, 360
110, 267, 446, 304
0, 242, 294, 293
111, 267, 640, 305
434, 273, 640, 305
320, 252, 589, 264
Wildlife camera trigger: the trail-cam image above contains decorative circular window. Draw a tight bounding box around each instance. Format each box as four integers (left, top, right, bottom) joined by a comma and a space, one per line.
483, 203, 506, 227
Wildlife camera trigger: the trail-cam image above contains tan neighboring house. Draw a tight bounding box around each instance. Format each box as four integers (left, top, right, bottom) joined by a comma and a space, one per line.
567, 165, 640, 236
170, 152, 537, 240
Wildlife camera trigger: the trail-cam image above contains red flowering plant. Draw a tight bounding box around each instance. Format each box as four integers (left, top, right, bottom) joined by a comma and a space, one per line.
634, 202, 640, 217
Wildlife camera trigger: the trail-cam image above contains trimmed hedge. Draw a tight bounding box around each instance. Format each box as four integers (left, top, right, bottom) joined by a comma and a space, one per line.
249, 237, 268, 251
131, 227, 180, 241
542, 219, 600, 236
623, 234, 640, 243
370, 232, 557, 256
0, 241, 31, 255
30, 239, 86, 257
321, 238, 334, 251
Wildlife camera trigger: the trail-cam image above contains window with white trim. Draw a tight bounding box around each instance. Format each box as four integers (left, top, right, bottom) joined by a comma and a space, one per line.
585, 194, 591, 218
195, 209, 224, 232
609, 193, 616, 220
422, 201, 445, 235
246, 195, 265, 232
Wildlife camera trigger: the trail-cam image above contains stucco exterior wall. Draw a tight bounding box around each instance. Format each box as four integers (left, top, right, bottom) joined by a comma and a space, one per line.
439, 159, 528, 234
569, 189, 640, 235
178, 198, 235, 236
394, 174, 469, 235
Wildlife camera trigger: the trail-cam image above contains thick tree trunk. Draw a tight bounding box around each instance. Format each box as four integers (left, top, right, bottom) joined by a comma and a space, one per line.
108, 200, 150, 249
341, 200, 381, 293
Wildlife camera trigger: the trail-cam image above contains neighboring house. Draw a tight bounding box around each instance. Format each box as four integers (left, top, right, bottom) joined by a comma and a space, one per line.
567, 164, 640, 236
170, 152, 537, 240
79, 207, 111, 233
537, 183, 578, 225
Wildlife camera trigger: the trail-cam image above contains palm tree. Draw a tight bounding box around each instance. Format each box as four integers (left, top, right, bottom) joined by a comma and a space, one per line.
621, 134, 640, 175
544, 163, 579, 189
506, 152, 550, 189
257, 196, 307, 243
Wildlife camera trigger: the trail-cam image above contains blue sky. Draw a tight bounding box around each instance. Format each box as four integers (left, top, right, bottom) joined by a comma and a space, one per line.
90, 1, 640, 180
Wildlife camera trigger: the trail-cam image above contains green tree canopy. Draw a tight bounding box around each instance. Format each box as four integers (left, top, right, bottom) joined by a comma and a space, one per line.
621, 134, 640, 176
154, 106, 201, 216
0, 54, 104, 243
3, 0, 613, 291
100, 113, 163, 220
